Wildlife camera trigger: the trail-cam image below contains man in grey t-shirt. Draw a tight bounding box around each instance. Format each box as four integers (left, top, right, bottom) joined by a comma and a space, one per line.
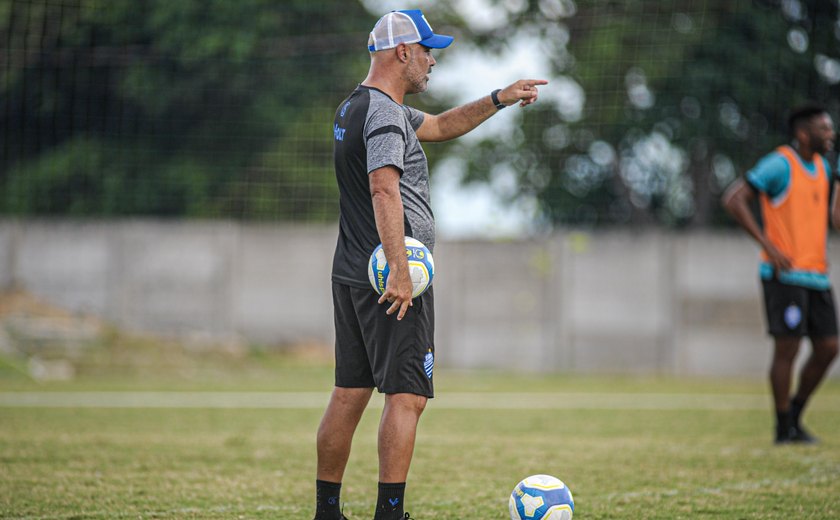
314, 9, 548, 520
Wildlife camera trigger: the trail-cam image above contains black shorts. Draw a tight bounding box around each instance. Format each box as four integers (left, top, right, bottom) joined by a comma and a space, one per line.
332, 281, 435, 398
761, 278, 838, 338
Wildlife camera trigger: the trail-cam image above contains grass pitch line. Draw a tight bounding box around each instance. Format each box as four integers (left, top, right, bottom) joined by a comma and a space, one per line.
2, 390, 836, 410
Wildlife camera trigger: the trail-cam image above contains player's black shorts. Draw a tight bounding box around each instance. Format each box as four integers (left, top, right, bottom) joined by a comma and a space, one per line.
761, 278, 838, 338
332, 281, 435, 398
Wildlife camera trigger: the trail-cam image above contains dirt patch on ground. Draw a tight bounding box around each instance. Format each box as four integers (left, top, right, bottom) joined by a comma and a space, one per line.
0, 289, 331, 381
0, 290, 104, 352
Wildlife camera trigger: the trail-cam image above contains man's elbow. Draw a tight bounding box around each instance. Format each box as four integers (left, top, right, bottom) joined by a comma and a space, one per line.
370, 183, 401, 203
721, 180, 748, 216
720, 190, 737, 216
418, 122, 447, 142
371, 187, 396, 201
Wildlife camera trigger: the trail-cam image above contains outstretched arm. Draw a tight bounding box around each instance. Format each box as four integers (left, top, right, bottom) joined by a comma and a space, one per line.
415, 79, 548, 142
721, 178, 792, 272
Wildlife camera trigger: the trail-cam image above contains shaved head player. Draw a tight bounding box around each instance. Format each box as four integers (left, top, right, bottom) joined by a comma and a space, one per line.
315, 9, 548, 520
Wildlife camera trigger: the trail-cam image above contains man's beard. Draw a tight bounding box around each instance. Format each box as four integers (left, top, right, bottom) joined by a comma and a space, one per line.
404, 63, 429, 94
811, 135, 830, 155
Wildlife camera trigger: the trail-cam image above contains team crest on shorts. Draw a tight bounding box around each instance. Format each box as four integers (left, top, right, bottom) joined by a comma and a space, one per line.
424, 349, 434, 379
784, 304, 802, 329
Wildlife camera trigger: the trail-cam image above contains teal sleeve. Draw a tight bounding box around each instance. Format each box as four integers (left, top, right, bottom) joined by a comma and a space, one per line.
745, 152, 790, 198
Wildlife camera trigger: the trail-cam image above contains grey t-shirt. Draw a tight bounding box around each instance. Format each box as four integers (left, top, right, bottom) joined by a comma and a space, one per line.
331, 85, 435, 288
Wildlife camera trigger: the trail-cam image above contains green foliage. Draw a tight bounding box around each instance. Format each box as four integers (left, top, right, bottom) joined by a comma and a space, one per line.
0, 0, 372, 220
4, 0, 840, 227
458, 0, 840, 227
3, 137, 229, 216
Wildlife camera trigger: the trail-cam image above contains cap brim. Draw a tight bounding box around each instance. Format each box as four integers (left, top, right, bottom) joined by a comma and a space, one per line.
419, 33, 454, 49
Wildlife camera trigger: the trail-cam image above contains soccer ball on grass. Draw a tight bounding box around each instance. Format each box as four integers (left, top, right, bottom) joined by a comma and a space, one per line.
509, 474, 574, 520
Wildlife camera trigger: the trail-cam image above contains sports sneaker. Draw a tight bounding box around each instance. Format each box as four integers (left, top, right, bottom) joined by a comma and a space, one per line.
789, 425, 819, 444
402, 514, 414, 519
774, 421, 793, 444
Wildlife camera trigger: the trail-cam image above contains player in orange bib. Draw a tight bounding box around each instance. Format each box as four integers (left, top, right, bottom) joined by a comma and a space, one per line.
723, 103, 840, 444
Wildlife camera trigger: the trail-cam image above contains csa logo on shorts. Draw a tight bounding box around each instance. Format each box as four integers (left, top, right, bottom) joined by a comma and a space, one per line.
784, 304, 802, 329
424, 349, 434, 379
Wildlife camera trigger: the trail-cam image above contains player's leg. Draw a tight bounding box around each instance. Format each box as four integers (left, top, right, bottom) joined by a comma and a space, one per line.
317, 387, 374, 481
315, 387, 372, 520
793, 336, 838, 406
378, 392, 427, 482
769, 335, 801, 442
762, 279, 808, 443
373, 392, 427, 520
789, 287, 840, 442
770, 337, 801, 408
787, 335, 838, 441
315, 283, 378, 520
358, 287, 435, 520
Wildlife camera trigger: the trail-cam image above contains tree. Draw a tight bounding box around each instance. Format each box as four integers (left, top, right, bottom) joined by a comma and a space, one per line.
4, 0, 838, 229
453, 0, 840, 228
0, 0, 373, 219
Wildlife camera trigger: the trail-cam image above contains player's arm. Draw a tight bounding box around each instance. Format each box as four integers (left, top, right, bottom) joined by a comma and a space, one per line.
831, 176, 840, 230
370, 165, 413, 320
721, 178, 791, 271
415, 79, 548, 142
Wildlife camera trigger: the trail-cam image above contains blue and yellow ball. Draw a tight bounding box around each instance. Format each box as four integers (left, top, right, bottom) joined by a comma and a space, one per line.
509, 474, 574, 520
368, 237, 434, 299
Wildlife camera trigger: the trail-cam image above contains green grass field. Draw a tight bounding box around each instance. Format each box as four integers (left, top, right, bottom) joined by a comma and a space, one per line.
2, 344, 840, 519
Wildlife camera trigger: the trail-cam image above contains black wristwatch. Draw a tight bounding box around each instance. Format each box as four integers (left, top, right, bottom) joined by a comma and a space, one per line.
490, 89, 506, 110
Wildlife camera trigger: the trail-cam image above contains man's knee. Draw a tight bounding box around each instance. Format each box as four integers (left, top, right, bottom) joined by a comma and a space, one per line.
813, 337, 839, 364
331, 386, 373, 407
772, 337, 801, 363
385, 392, 428, 416
319, 388, 372, 431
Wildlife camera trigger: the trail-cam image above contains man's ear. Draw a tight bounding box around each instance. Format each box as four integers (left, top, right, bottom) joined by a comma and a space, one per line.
396, 43, 409, 62
794, 125, 807, 144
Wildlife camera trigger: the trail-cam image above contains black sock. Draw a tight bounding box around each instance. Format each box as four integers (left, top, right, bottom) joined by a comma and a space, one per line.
776, 409, 791, 437
373, 482, 406, 520
790, 396, 807, 428
314, 480, 342, 520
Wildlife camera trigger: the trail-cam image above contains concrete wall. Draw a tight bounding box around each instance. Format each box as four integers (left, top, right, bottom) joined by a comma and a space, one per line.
2, 219, 838, 377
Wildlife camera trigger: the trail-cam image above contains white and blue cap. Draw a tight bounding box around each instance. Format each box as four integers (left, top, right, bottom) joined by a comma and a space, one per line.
367, 9, 454, 52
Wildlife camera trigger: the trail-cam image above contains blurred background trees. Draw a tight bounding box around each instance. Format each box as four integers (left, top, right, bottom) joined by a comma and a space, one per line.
1, 0, 839, 229
452, 0, 840, 228
1, 0, 372, 219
